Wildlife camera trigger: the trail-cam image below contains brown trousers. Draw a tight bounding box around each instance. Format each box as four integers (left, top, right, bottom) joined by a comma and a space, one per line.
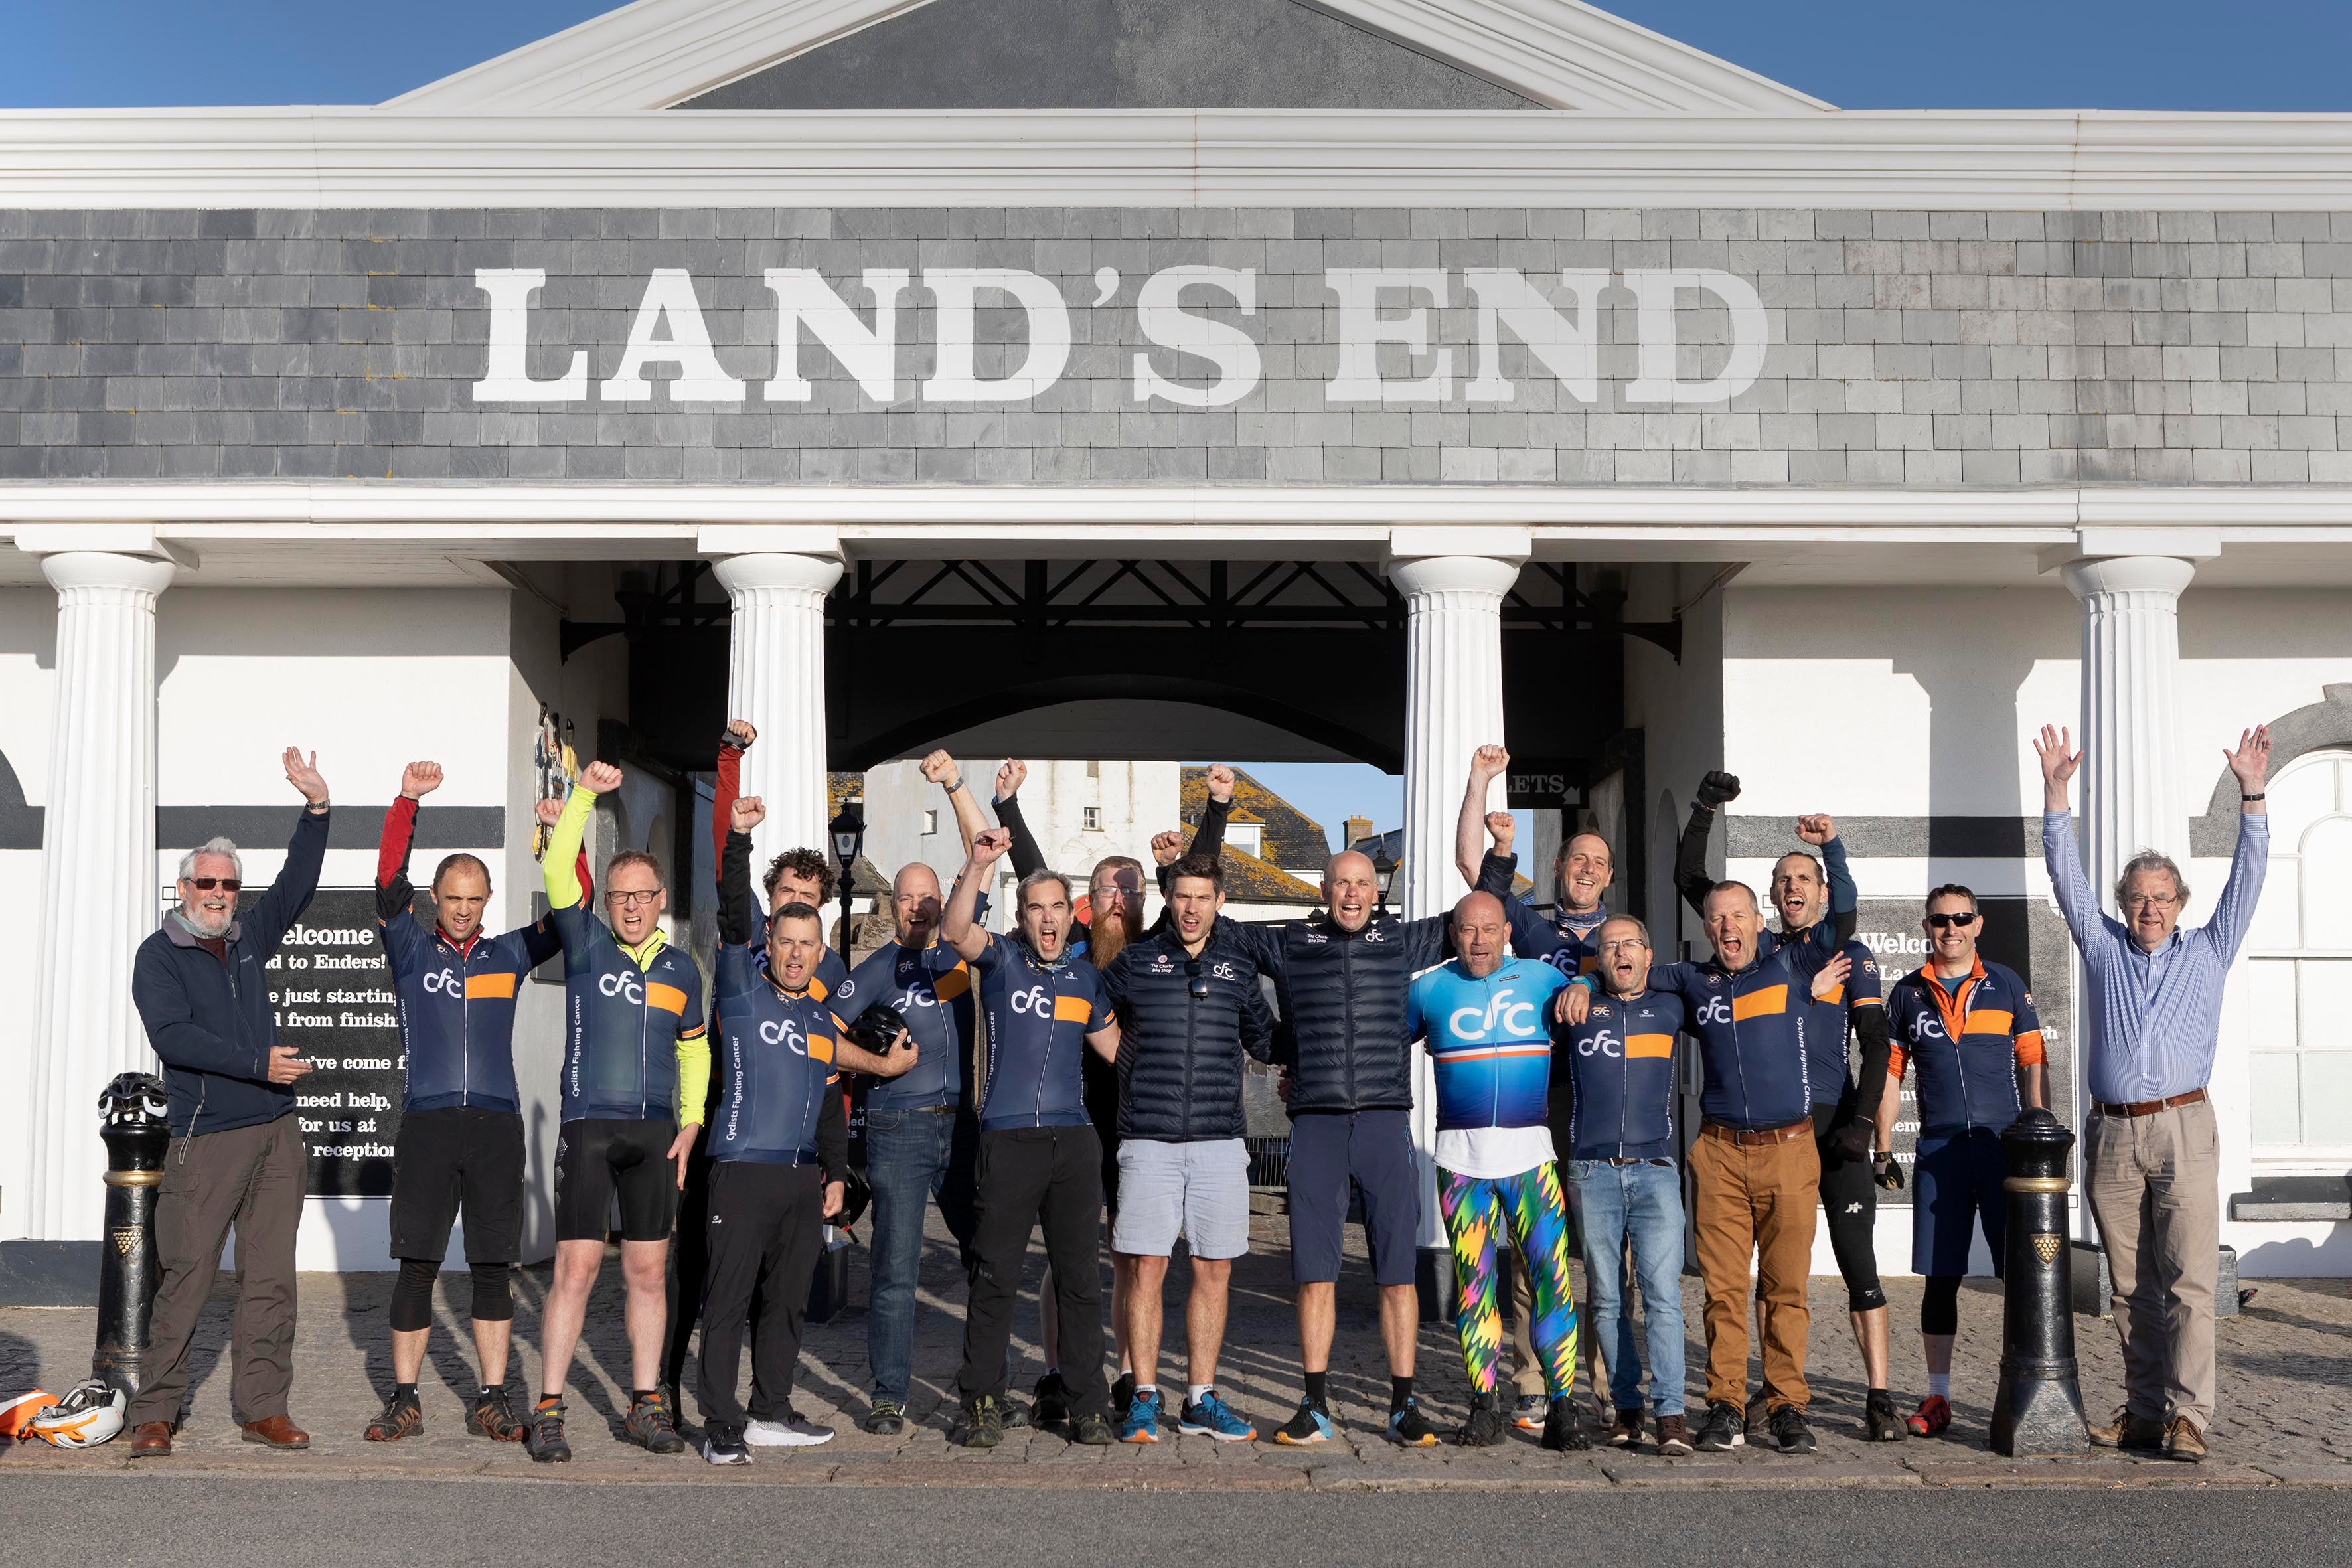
127, 1113, 307, 1429
1689, 1125, 1819, 1413
2085, 1099, 2221, 1433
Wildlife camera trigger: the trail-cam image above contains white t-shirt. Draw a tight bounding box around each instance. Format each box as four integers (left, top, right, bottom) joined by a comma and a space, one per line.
1436, 1124, 1556, 1182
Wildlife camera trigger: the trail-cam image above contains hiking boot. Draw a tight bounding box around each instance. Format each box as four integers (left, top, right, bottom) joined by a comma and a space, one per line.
949, 1394, 1004, 1450
1865, 1389, 1903, 1443
622, 1389, 686, 1454
1455, 1391, 1508, 1448
363, 1391, 420, 1443
524, 1399, 572, 1464
1542, 1397, 1593, 1452
862, 1399, 907, 1436
1069, 1409, 1116, 1446
2165, 1416, 2208, 1462
1000, 1397, 1036, 1431
1654, 1413, 1693, 1456
466, 1387, 525, 1442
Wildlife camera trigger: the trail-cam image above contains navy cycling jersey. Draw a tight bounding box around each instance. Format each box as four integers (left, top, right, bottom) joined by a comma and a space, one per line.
1885, 958, 2047, 1136
1496, 895, 1610, 980
379, 914, 557, 1114
1802, 939, 1884, 1109
547, 901, 707, 1124
1559, 988, 1684, 1162
834, 938, 975, 1111
1634, 941, 1832, 1131
970, 933, 1115, 1131
1406, 959, 1571, 1133
706, 941, 846, 1166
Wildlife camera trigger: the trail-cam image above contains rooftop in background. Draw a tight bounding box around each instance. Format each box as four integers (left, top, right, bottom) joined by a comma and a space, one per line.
1182, 766, 1332, 874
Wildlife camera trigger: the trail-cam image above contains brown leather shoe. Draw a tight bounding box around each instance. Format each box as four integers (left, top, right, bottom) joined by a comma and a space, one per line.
2087, 1406, 2165, 1450
1654, 1413, 1692, 1456
240, 1414, 310, 1450
129, 1421, 173, 1458
2164, 1415, 2208, 1462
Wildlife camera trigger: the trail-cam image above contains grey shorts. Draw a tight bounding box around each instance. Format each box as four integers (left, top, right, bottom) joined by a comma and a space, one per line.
1110, 1138, 1251, 1260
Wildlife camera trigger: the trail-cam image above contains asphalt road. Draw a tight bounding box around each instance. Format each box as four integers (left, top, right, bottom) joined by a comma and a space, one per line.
6, 1474, 2341, 1565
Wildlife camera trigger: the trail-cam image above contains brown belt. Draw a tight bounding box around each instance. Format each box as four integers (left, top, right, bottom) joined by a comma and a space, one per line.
2094, 1087, 2207, 1119
1700, 1118, 1812, 1148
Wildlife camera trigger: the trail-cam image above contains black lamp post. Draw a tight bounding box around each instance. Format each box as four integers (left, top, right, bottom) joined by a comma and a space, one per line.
829, 799, 865, 952
1372, 844, 1398, 915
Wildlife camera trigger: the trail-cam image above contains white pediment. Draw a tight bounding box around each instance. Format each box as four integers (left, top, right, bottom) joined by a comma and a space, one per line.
388, 0, 1832, 114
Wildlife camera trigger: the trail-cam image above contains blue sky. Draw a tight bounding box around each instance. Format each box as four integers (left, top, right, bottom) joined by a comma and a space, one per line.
5, 0, 2349, 109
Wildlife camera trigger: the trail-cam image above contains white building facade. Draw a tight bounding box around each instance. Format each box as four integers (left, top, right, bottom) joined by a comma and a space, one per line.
4, 0, 2351, 1285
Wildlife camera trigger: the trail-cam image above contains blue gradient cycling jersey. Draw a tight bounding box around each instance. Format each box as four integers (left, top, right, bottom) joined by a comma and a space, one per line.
1406, 958, 1572, 1133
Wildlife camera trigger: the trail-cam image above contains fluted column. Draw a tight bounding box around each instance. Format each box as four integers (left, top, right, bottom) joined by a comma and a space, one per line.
1389, 552, 1520, 1257
713, 552, 844, 871
2060, 556, 2197, 914
27, 551, 176, 1241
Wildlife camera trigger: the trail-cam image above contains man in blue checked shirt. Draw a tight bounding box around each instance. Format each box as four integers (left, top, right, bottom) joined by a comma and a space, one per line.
2037, 721, 2270, 1465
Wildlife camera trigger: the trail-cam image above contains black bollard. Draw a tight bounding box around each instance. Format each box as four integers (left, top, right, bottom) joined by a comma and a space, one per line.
92, 1073, 172, 1398
1990, 1107, 2088, 1455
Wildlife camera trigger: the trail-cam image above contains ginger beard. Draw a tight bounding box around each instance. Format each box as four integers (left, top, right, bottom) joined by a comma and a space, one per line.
1086, 859, 1147, 969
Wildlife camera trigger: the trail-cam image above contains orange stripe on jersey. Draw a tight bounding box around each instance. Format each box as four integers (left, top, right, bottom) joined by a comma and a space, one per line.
1731, 985, 1788, 1022
1887, 1045, 1908, 1079
1820, 984, 1846, 1006
809, 976, 830, 1003
465, 972, 518, 1000
1579, 955, 1599, 975
935, 968, 971, 1000
1852, 995, 1883, 1008
1625, 1034, 1674, 1059
2014, 1029, 2046, 1067
1966, 1008, 2014, 1037
809, 1032, 836, 1064
646, 982, 688, 1016
1053, 994, 1095, 1024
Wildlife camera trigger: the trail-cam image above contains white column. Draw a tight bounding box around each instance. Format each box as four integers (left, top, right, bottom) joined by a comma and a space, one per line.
2060, 555, 2197, 912
712, 552, 844, 871
27, 550, 176, 1241
1390, 552, 1520, 1253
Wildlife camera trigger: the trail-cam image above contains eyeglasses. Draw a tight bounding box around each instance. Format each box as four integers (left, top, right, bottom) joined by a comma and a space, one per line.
184, 877, 242, 892
1926, 912, 1978, 929
1185, 958, 1209, 1000
605, 890, 661, 908
2122, 892, 2179, 910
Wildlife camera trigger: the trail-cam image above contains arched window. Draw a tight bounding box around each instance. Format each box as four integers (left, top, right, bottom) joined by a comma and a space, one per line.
2246, 749, 2352, 1162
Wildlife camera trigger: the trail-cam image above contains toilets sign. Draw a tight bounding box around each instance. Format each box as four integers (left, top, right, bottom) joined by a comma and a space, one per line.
471, 264, 1770, 410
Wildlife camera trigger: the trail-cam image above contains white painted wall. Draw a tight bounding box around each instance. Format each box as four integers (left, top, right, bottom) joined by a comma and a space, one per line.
0, 588, 57, 1242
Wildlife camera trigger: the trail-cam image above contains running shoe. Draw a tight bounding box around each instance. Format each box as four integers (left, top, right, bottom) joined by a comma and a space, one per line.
1654, 1413, 1693, 1456
1274, 1401, 1336, 1446
1386, 1397, 1440, 1448
701, 1422, 750, 1466
1178, 1391, 1257, 1442
862, 1399, 906, 1435
1032, 1372, 1071, 1427
1610, 1407, 1644, 1447
524, 1399, 572, 1464
467, 1387, 525, 1443
949, 1395, 1004, 1450
745, 1410, 834, 1447
363, 1391, 420, 1443
1512, 1393, 1547, 1432
1117, 1389, 1163, 1444
1542, 1397, 1593, 1453
1905, 1395, 1952, 1439
1069, 1410, 1116, 1446
623, 1389, 686, 1454
1692, 1400, 1744, 1452
1865, 1389, 1904, 1443
1454, 1391, 1508, 1448
1768, 1405, 1818, 1454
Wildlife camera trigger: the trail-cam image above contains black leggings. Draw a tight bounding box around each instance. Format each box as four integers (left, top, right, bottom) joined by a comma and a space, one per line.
1921, 1274, 1963, 1336
389, 1257, 513, 1332
1812, 1102, 1886, 1312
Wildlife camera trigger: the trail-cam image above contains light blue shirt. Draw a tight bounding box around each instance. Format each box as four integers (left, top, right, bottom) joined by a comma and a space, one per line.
2043, 809, 2268, 1105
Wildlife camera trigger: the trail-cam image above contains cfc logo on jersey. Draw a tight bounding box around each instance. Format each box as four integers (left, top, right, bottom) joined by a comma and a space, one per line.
1010, 984, 1053, 1016
759, 1016, 808, 1056
1695, 994, 1732, 1026
1449, 988, 1539, 1040
598, 971, 645, 1005
421, 967, 461, 995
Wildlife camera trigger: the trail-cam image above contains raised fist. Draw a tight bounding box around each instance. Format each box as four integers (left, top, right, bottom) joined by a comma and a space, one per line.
994, 759, 1027, 800
579, 761, 623, 795
1485, 811, 1516, 854
732, 794, 766, 833
1469, 744, 1510, 784
722, 720, 757, 751
970, 828, 1012, 866
400, 761, 443, 799
1206, 764, 1235, 804
1151, 830, 1186, 868
1695, 771, 1741, 811
919, 750, 961, 788
534, 797, 564, 828
1796, 815, 1837, 846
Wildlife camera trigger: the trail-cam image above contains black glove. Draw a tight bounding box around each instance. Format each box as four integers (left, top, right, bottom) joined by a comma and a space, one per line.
719, 726, 753, 752
1873, 1152, 1905, 1192
1695, 771, 1741, 812
1830, 1119, 1873, 1160
844, 1002, 912, 1054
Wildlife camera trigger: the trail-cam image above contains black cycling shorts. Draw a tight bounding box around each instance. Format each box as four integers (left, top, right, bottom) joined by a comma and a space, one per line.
388, 1106, 525, 1265
554, 1117, 679, 1243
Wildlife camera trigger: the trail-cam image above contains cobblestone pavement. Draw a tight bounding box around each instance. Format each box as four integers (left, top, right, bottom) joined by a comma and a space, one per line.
5, 1210, 2349, 1490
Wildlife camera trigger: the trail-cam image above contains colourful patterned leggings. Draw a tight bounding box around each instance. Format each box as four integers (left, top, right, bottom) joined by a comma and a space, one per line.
1438, 1162, 1579, 1399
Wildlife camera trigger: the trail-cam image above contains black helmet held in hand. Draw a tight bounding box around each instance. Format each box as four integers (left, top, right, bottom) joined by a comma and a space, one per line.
844, 1002, 912, 1054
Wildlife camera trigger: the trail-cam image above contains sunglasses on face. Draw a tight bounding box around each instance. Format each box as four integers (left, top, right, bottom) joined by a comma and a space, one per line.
1926, 912, 1978, 930
185, 877, 242, 893
1185, 958, 1209, 1000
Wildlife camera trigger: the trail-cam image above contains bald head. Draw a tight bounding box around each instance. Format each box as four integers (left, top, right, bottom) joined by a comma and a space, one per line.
1323, 848, 1383, 933
892, 861, 943, 945
1453, 890, 1509, 977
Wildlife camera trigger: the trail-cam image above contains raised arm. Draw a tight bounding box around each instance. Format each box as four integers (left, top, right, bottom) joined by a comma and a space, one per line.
2033, 725, 2103, 945
546, 759, 619, 913
1455, 744, 1510, 886
710, 720, 753, 884
922, 749, 991, 858
377, 760, 437, 924
244, 747, 331, 961
1794, 815, 1857, 951
1676, 771, 1739, 918
718, 792, 761, 949
1163, 765, 1235, 900
941, 828, 1010, 964
990, 760, 1046, 880
2203, 725, 2274, 961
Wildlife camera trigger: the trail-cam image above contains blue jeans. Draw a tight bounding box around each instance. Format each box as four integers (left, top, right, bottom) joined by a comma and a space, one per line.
1565, 1159, 1687, 1417
864, 1105, 981, 1404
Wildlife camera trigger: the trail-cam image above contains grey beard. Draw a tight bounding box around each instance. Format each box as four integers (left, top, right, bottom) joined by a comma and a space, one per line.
179, 904, 232, 939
